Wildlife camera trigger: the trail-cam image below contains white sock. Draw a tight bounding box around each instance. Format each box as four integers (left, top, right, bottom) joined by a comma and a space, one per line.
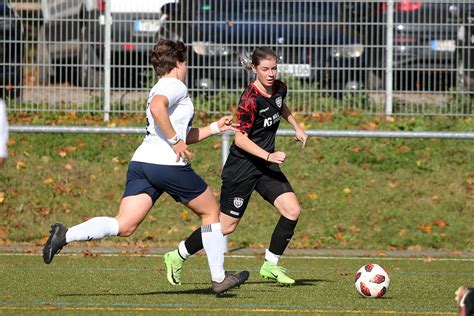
265, 249, 281, 265
178, 240, 190, 260
65, 217, 119, 243
201, 222, 226, 283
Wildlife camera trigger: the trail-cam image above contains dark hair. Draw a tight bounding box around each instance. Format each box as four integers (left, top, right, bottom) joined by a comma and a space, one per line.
150, 39, 187, 76
237, 47, 278, 71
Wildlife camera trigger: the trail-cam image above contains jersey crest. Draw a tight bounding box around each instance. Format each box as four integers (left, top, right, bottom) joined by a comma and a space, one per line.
233, 197, 244, 208
276, 96, 282, 108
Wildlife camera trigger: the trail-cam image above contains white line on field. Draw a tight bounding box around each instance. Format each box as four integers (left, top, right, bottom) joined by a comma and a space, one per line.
1, 252, 473, 261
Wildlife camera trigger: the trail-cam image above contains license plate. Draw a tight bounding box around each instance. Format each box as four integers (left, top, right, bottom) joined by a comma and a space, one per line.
278, 64, 311, 78
133, 20, 162, 33
431, 40, 455, 52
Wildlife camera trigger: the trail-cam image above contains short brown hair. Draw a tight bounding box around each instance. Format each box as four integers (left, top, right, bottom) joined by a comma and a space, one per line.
150, 39, 187, 76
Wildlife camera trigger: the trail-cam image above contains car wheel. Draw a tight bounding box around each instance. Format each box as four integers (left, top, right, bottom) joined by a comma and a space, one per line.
36, 25, 51, 85
79, 26, 103, 88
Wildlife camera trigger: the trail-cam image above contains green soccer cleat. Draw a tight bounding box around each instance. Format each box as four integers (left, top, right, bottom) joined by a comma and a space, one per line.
164, 250, 184, 285
259, 260, 295, 285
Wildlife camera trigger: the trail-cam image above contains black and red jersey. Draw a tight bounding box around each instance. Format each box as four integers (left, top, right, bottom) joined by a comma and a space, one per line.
230, 80, 287, 160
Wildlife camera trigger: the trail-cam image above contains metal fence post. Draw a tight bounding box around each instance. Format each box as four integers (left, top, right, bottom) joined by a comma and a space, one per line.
385, 0, 394, 116
103, 0, 112, 122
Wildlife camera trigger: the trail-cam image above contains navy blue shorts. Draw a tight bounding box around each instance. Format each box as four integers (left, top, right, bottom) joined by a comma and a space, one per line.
123, 161, 208, 203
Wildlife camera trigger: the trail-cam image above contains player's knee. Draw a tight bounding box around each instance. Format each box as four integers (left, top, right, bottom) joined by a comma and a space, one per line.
284, 205, 301, 220
117, 223, 137, 237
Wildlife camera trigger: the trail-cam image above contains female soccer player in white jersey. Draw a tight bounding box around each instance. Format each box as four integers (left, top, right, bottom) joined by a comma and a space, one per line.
164, 47, 307, 286
42, 39, 249, 295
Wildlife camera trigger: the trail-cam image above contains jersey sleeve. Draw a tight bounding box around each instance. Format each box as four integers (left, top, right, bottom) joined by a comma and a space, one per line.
236, 89, 256, 134
150, 80, 186, 108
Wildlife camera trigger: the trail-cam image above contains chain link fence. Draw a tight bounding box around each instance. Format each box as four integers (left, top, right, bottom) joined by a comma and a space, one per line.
1, 0, 473, 118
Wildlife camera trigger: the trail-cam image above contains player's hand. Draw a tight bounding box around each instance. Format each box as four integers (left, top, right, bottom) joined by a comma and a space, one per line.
267, 151, 286, 164
173, 140, 193, 162
217, 115, 240, 132
295, 127, 308, 149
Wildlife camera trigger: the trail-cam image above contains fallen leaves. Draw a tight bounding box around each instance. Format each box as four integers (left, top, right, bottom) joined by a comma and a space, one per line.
58, 146, 76, 158
16, 161, 26, 170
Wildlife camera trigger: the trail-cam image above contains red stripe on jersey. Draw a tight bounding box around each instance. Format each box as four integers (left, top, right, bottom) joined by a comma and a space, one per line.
236, 86, 257, 134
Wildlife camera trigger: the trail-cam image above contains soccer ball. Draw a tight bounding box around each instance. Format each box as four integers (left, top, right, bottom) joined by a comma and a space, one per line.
354, 263, 390, 298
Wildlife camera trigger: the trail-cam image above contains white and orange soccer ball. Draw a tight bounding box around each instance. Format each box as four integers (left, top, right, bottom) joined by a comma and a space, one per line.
354, 263, 390, 298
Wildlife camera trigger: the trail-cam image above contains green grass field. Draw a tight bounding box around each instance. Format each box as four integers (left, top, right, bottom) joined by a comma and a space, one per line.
0, 113, 472, 314
0, 251, 471, 315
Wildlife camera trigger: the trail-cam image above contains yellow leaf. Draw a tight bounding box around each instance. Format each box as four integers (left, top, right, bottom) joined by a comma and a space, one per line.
43, 178, 54, 184
107, 122, 117, 127
64, 163, 73, 170
16, 161, 26, 170
416, 160, 422, 166
180, 210, 191, 221
431, 195, 440, 202
112, 156, 120, 163
385, 116, 395, 123
399, 229, 407, 237
0, 192, 5, 204
307, 192, 318, 200
342, 188, 351, 194
388, 181, 398, 189
113, 167, 120, 172
419, 224, 432, 234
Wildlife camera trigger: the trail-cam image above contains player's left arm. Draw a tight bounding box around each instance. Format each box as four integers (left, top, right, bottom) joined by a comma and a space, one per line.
186, 116, 239, 145
282, 102, 308, 148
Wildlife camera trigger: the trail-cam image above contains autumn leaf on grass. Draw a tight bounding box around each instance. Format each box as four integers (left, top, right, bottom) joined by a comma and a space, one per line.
35, 208, 50, 217
16, 161, 26, 170
431, 195, 441, 202
0, 192, 4, 204
312, 111, 333, 123
58, 146, 76, 158
0, 228, 8, 239
335, 232, 348, 243
360, 122, 378, 130
43, 177, 54, 184
342, 188, 352, 194
64, 163, 73, 170
433, 219, 448, 228
82, 250, 99, 258
396, 145, 410, 153
307, 192, 318, 200
352, 146, 362, 153
212, 142, 221, 149
388, 181, 398, 189
418, 223, 433, 234
180, 210, 191, 221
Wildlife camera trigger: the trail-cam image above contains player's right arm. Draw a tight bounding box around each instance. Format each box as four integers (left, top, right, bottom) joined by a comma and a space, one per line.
234, 96, 285, 164
234, 132, 285, 164
150, 95, 191, 162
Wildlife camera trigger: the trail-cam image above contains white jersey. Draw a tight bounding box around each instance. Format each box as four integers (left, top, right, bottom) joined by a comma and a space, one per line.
131, 77, 194, 166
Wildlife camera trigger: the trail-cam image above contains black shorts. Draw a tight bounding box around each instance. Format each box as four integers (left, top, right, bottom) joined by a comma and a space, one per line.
123, 161, 208, 203
220, 155, 294, 218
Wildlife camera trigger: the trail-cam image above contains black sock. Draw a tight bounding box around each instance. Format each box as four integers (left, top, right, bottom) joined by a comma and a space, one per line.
183, 227, 203, 256
268, 215, 298, 256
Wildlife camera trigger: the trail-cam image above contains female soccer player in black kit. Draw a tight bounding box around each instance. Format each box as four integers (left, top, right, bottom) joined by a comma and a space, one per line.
164, 47, 308, 286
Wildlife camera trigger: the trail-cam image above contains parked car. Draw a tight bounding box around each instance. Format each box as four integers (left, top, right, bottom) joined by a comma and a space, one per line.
0, 0, 24, 98
363, 1, 466, 91
37, 0, 177, 87
456, 4, 474, 93
171, 1, 369, 96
